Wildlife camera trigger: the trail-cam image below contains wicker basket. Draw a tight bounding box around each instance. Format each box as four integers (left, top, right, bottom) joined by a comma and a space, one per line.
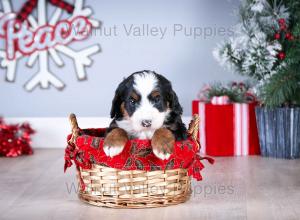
68, 114, 201, 208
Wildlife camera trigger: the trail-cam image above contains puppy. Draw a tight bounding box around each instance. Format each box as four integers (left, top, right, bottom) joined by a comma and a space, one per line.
104, 70, 187, 160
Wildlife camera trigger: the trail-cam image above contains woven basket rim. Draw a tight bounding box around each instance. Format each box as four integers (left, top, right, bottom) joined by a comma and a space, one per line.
67, 114, 201, 208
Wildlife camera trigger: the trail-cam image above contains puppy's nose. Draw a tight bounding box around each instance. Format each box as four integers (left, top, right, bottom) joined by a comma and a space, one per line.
141, 120, 152, 128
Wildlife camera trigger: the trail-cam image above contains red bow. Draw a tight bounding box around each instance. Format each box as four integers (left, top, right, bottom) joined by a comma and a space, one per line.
17, 0, 74, 23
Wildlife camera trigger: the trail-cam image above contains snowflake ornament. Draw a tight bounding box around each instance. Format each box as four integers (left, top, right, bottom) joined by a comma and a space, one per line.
0, 0, 101, 91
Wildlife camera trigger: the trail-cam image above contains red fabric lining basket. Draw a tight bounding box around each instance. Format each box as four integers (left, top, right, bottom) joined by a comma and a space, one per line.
64, 114, 213, 208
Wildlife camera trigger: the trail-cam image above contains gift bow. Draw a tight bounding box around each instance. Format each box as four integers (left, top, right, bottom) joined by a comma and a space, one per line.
211, 96, 230, 105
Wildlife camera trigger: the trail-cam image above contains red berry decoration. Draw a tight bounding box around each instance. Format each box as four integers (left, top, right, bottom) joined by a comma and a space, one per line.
278, 52, 286, 60
285, 32, 293, 40
278, 18, 286, 25
274, 33, 281, 40
280, 24, 287, 31
278, 18, 287, 30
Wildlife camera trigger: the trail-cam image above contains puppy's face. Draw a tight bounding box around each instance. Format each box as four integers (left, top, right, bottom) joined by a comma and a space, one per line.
111, 71, 182, 138
123, 73, 169, 132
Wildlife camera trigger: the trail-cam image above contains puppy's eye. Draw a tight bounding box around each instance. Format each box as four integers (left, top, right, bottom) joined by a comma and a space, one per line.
153, 95, 161, 103
129, 97, 136, 105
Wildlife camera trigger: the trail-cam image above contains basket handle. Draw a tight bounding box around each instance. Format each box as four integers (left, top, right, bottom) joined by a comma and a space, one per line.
187, 114, 201, 150
68, 113, 80, 147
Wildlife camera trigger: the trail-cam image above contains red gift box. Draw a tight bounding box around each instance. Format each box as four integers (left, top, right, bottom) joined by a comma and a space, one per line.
192, 100, 260, 156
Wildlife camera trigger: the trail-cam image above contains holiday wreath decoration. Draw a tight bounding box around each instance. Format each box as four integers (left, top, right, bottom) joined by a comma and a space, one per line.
0, 0, 100, 92
64, 114, 214, 208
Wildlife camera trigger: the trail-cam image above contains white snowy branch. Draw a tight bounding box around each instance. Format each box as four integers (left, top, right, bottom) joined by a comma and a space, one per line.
55, 44, 100, 80
71, 0, 100, 28
49, 8, 62, 25
49, 48, 64, 67
24, 70, 65, 91
0, 50, 21, 82
27, 52, 39, 67
1, 0, 12, 13
24, 51, 65, 91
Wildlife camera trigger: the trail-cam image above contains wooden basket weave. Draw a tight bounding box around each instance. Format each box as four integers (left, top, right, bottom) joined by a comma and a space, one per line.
68, 114, 200, 208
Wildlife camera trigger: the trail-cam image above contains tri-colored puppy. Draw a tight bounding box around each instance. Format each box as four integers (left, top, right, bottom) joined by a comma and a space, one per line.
104, 70, 187, 160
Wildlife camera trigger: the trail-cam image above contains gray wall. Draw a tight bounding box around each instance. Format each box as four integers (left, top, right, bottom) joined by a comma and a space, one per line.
0, 0, 243, 117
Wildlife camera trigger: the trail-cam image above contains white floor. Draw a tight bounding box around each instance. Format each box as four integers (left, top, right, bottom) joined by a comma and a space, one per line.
1, 149, 300, 220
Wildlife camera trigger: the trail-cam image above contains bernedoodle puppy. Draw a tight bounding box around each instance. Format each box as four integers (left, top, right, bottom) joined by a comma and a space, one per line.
104, 70, 187, 160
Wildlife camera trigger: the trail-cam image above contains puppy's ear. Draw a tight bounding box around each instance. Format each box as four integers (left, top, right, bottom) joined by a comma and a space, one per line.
168, 90, 183, 116
157, 73, 183, 116
110, 80, 126, 119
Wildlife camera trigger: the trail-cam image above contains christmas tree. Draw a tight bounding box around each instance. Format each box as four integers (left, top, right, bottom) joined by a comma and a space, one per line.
213, 0, 300, 107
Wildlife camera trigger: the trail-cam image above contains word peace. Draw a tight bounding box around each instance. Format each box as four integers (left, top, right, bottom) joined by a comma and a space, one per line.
0, 13, 92, 60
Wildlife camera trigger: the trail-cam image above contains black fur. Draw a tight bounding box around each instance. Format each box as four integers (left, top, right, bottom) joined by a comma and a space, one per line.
109, 70, 187, 141
154, 72, 187, 140
110, 74, 135, 119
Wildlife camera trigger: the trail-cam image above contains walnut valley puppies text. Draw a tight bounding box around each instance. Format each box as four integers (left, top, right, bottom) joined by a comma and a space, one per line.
90, 24, 234, 39
0, 15, 234, 59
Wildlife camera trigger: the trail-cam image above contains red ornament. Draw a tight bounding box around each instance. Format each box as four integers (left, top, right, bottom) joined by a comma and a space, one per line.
280, 24, 287, 31
278, 18, 286, 25
274, 33, 281, 40
278, 19, 287, 31
278, 52, 286, 60
0, 118, 35, 157
285, 32, 293, 40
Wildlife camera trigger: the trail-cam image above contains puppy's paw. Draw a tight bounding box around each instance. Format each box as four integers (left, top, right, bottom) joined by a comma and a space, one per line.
103, 128, 128, 157
153, 149, 171, 160
103, 145, 124, 157
151, 128, 175, 160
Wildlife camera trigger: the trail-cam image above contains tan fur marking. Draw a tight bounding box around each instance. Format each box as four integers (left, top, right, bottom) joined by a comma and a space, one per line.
130, 91, 139, 101
120, 102, 129, 118
151, 128, 175, 154
151, 90, 160, 98
104, 128, 128, 148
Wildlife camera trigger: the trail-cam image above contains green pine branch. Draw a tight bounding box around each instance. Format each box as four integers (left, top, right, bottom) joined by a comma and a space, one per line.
261, 67, 300, 107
